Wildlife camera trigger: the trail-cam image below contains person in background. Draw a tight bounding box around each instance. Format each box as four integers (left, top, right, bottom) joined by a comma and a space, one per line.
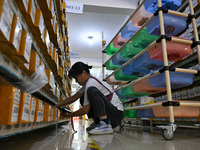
55, 61, 124, 135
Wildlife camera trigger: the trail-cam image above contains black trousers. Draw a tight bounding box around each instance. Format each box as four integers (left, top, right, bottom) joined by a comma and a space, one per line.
85, 86, 123, 128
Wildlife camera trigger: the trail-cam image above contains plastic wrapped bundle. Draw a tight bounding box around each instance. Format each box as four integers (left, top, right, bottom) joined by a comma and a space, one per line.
14, 65, 48, 94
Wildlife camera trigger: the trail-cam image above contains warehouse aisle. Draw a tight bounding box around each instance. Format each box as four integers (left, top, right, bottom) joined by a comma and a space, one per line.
0, 119, 200, 150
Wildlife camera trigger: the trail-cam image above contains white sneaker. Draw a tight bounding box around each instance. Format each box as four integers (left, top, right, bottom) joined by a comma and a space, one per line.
87, 121, 113, 135
86, 122, 97, 131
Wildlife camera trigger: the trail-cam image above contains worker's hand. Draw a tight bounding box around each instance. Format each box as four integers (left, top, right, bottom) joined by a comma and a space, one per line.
54, 103, 60, 108
61, 111, 71, 117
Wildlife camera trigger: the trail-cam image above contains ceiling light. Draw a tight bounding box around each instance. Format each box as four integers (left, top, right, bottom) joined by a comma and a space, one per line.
88, 36, 93, 39
88, 36, 94, 44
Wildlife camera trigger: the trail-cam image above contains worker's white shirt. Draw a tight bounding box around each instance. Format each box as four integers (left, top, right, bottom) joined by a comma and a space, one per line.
78, 77, 123, 111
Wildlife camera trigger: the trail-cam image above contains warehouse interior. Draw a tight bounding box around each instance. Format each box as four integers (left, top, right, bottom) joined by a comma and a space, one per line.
1, 0, 200, 149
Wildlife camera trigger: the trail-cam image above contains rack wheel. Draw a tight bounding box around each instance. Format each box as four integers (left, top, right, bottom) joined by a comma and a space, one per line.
162, 129, 174, 140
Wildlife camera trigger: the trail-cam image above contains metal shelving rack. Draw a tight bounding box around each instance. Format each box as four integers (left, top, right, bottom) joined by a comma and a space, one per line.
0, 0, 71, 138
102, 0, 200, 140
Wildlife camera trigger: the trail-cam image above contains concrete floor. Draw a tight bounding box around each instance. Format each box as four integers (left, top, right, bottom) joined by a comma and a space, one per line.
0, 119, 200, 150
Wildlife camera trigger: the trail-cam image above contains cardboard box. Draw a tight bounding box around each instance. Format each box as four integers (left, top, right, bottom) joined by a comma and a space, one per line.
22, 0, 32, 14
34, 99, 44, 122
29, 49, 40, 72
0, 52, 11, 71
43, 103, 51, 122
29, 97, 36, 122
50, 72, 54, 89
0, 0, 4, 18
0, 10, 11, 41
181, 90, 188, 99
13, 17, 22, 52
0, 86, 20, 125
48, 43, 53, 55
46, 0, 53, 11
39, 12, 44, 34
18, 32, 32, 63
10, 14, 17, 43
42, 28, 47, 43
18, 92, 31, 123
45, 68, 51, 85
2, 0, 13, 24
52, 47, 56, 61
53, 108, 57, 121
34, 8, 41, 27
30, 0, 36, 23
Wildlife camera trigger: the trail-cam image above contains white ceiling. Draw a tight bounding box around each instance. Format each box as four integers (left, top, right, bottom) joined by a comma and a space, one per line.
66, 0, 138, 68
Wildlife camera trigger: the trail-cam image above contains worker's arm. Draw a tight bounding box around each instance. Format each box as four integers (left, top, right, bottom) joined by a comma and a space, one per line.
61, 104, 90, 117
55, 91, 83, 108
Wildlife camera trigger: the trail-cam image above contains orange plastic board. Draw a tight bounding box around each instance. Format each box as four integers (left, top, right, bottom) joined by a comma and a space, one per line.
153, 101, 200, 117
133, 78, 166, 94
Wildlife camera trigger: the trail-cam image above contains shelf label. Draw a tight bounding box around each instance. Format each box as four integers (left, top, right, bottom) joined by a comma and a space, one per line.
65, 1, 83, 14
69, 51, 80, 58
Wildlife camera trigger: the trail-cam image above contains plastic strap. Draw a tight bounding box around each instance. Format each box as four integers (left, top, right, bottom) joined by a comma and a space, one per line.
90, 76, 112, 94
